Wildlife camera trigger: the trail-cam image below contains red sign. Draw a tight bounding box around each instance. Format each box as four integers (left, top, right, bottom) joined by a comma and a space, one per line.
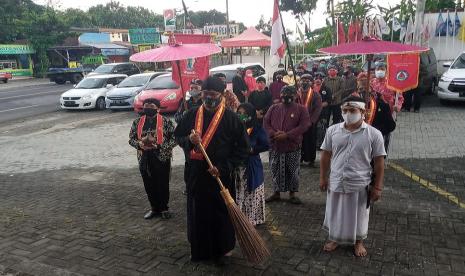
171, 56, 209, 96
386, 53, 420, 93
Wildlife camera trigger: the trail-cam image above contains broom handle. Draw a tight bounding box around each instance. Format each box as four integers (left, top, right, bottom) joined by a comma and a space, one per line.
191, 130, 226, 190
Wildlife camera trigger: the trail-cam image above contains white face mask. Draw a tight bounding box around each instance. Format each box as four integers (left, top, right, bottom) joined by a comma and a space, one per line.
342, 112, 362, 125
288, 71, 294, 76
375, 70, 386, 78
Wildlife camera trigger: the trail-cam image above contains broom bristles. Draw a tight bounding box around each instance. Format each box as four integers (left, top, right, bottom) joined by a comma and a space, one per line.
220, 189, 271, 264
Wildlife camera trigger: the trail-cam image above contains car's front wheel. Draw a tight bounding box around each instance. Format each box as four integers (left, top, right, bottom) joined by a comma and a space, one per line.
3, 79, 8, 83
96, 97, 106, 110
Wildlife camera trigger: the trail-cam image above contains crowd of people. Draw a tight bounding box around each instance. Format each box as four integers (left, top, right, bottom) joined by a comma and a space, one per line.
127, 57, 404, 265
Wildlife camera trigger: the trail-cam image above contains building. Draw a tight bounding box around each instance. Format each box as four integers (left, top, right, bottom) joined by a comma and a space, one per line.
0, 44, 35, 77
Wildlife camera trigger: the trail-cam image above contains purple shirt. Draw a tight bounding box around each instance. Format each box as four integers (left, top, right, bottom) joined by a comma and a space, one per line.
269, 81, 286, 102
264, 102, 311, 153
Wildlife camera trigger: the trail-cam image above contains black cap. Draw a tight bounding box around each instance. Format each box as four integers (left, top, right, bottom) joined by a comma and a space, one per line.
256, 76, 266, 83
202, 76, 226, 93
301, 74, 313, 81
280, 85, 296, 94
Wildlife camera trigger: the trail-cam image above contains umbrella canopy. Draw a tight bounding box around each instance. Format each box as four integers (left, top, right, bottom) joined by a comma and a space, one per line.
221, 27, 271, 48
130, 43, 221, 63
318, 37, 429, 55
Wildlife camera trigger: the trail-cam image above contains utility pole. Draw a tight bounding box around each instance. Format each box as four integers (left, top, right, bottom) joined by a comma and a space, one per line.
413, 0, 426, 46
330, 0, 336, 45
226, 0, 232, 64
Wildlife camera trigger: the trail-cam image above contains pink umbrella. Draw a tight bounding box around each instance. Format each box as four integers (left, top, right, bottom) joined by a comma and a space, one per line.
317, 37, 429, 55
130, 34, 221, 109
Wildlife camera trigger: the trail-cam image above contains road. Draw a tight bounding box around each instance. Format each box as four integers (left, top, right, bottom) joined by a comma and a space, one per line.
0, 81, 72, 124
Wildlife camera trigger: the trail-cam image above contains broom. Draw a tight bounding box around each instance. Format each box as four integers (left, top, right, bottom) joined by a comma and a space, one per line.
192, 130, 271, 264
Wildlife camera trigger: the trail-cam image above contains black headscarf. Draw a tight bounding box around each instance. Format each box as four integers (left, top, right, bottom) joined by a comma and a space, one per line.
238, 103, 258, 129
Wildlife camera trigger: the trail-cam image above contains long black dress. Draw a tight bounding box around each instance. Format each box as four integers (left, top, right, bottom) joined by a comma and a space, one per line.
174, 106, 249, 262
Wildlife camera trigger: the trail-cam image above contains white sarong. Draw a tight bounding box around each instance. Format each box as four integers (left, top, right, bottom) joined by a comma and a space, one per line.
323, 188, 370, 245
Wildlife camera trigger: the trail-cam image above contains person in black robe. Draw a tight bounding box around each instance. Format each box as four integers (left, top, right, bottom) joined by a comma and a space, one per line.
248, 76, 272, 122
174, 76, 249, 265
232, 68, 248, 103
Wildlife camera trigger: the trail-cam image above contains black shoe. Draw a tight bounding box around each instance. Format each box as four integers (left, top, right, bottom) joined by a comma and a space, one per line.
161, 211, 172, 219
144, 210, 161, 220
289, 196, 302, 205
265, 193, 281, 203
214, 256, 231, 266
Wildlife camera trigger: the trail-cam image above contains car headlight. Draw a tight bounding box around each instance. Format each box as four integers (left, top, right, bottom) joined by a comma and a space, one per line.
82, 94, 93, 100
164, 92, 177, 101
440, 75, 453, 82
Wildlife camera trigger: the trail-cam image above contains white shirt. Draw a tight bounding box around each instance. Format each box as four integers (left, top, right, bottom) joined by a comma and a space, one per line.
321, 121, 386, 193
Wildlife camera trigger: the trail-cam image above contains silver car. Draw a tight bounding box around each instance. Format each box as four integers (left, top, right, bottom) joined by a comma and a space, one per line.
105, 72, 166, 110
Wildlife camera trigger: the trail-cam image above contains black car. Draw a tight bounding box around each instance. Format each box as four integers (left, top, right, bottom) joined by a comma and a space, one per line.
87, 63, 141, 77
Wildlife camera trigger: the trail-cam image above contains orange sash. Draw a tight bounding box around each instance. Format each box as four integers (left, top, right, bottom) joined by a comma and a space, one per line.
365, 96, 377, 125
304, 88, 314, 108
137, 114, 163, 145
247, 127, 253, 135
190, 101, 226, 160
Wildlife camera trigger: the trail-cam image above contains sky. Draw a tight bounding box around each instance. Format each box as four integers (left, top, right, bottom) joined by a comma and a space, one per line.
33, 0, 402, 33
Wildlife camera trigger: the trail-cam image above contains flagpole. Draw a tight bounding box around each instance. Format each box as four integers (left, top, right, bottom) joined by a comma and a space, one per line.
391, 18, 394, 42
439, 11, 442, 60
278, 4, 297, 85
446, 11, 450, 60
453, 10, 457, 53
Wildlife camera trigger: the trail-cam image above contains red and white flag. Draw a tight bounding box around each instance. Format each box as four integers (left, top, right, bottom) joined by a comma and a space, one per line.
271, 0, 286, 59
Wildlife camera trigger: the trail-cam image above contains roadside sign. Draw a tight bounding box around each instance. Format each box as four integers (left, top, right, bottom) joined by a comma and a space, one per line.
129, 28, 161, 45
203, 24, 239, 39
164, 9, 176, 31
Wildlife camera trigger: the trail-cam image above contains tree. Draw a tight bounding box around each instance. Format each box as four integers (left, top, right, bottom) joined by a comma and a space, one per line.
425, 0, 455, 13
255, 15, 272, 36
335, 0, 374, 27
280, 0, 318, 18
0, 0, 45, 43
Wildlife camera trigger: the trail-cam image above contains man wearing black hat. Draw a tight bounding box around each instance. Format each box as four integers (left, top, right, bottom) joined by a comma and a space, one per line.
174, 76, 249, 265
299, 74, 323, 167
129, 98, 177, 220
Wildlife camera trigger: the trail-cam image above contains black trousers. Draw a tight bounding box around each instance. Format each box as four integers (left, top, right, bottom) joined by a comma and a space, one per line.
329, 104, 343, 125
139, 155, 171, 212
403, 88, 422, 111
301, 124, 317, 163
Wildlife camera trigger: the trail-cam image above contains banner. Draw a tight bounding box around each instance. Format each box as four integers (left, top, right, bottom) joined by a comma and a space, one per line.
171, 56, 209, 96
164, 9, 176, 31
203, 24, 239, 39
129, 28, 160, 45
386, 53, 420, 93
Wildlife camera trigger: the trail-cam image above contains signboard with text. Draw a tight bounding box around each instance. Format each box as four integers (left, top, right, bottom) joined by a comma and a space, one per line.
164, 9, 176, 31
129, 28, 160, 45
203, 24, 239, 39
0, 44, 35, 55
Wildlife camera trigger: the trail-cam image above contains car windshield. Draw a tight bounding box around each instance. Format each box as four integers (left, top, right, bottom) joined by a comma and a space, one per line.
93, 64, 114, 73
145, 75, 179, 89
75, 78, 106, 89
118, 75, 150, 88
210, 70, 236, 82
451, 54, 465, 69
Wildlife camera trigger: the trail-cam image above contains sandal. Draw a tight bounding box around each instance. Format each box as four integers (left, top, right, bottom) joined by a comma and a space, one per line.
161, 211, 172, 219
289, 196, 302, 205
265, 193, 281, 203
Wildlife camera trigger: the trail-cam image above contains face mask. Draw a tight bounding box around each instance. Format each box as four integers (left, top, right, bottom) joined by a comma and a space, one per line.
342, 112, 362, 125
287, 71, 294, 76
190, 90, 201, 97
281, 95, 294, 104
143, 108, 157, 117
238, 113, 249, 122
375, 70, 386, 78
246, 73, 253, 77
204, 96, 221, 109
320, 63, 326, 68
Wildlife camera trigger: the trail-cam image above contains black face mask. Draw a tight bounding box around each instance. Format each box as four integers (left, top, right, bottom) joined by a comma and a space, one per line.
143, 108, 157, 117
281, 95, 294, 104
204, 96, 221, 109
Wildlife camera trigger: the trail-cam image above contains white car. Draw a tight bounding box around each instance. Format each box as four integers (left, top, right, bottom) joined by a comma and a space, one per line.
210, 63, 267, 84
105, 72, 166, 110
60, 74, 127, 110
438, 53, 465, 104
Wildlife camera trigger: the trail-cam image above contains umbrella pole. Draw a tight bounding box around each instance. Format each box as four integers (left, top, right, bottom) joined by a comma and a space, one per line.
176, 60, 188, 111
365, 54, 373, 104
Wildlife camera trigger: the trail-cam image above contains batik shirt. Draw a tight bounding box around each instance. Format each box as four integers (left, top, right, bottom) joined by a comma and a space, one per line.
370, 78, 404, 112
129, 115, 177, 162
224, 90, 240, 111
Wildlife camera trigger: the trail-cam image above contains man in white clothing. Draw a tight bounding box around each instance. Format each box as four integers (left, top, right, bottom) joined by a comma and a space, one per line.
319, 95, 386, 257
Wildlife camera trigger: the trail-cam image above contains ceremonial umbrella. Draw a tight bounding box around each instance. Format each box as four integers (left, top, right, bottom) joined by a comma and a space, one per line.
130, 34, 222, 108
317, 37, 429, 102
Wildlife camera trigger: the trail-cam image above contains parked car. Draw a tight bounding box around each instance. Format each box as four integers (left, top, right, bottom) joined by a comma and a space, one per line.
133, 73, 181, 114
209, 63, 267, 90
0, 72, 12, 83
60, 74, 127, 110
438, 52, 465, 104
87, 63, 140, 77
105, 72, 166, 110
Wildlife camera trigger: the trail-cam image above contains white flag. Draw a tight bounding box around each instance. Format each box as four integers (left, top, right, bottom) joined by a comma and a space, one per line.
374, 18, 382, 38
362, 18, 369, 37
405, 16, 414, 44
392, 18, 401, 31
378, 16, 390, 35
399, 22, 406, 42
271, 0, 286, 59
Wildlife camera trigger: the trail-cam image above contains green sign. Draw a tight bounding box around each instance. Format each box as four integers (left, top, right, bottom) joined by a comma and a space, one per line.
0, 44, 35, 55
129, 28, 160, 45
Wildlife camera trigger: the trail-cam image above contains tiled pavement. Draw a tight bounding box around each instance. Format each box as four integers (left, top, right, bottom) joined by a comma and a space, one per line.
0, 95, 465, 275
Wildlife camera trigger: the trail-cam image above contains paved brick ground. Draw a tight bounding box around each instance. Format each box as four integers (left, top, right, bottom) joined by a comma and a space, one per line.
1, 95, 465, 275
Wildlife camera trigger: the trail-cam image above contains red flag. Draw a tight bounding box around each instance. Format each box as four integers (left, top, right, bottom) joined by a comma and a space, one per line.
386, 53, 420, 93
348, 22, 356, 42
337, 20, 346, 45
271, 0, 286, 58
171, 57, 210, 96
